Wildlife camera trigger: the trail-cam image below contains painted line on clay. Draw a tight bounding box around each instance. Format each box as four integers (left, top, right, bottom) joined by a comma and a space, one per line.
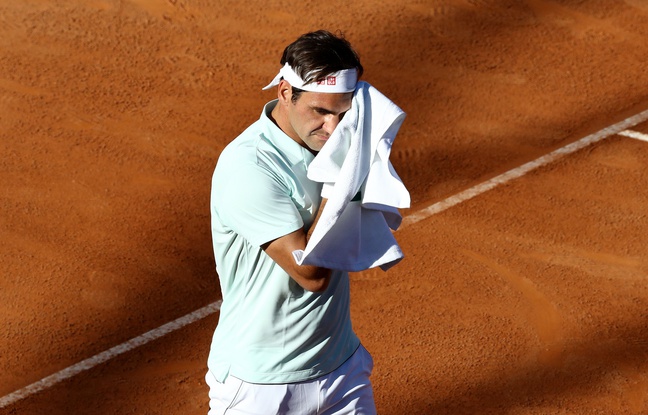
3, 109, 648, 409
618, 129, 648, 142
403, 109, 648, 226
0, 301, 222, 409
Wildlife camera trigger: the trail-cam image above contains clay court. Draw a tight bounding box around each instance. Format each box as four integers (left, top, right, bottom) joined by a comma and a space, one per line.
2, 0, 648, 414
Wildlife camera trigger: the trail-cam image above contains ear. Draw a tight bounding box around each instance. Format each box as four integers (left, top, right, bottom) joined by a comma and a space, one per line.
277, 79, 292, 105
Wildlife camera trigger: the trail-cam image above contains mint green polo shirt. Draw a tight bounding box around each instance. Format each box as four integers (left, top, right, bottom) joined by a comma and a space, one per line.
208, 100, 360, 384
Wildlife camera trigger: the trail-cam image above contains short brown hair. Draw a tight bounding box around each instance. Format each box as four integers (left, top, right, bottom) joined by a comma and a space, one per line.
279, 30, 363, 102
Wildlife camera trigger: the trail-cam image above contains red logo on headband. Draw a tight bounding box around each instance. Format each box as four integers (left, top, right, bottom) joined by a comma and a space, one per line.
318, 76, 337, 86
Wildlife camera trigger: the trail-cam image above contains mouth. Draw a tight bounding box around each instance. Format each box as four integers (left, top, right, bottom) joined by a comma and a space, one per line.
312, 132, 330, 141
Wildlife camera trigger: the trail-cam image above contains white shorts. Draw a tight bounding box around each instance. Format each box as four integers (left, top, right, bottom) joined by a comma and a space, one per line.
205, 344, 376, 415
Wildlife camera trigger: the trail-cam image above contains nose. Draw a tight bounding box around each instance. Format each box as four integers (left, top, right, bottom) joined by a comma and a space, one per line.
322, 114, 342, 135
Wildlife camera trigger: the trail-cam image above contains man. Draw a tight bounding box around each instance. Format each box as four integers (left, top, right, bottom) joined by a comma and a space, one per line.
206, 30, 376, 414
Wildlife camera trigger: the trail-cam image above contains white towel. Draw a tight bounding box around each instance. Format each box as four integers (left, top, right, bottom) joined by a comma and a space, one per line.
292, 81, 409, 271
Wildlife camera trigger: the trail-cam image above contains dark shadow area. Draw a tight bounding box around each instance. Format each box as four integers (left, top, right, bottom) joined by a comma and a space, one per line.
357, 0, 648, 207
407, 310, 648, 414
0, 0, 223, 404
2, 312, 219, 415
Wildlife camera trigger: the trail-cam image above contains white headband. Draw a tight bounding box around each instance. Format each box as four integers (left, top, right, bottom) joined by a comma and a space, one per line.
262, 63, 358, 93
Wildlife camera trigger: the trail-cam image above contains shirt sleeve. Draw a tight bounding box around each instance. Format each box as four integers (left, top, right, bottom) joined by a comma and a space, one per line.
212, 157, 304, 247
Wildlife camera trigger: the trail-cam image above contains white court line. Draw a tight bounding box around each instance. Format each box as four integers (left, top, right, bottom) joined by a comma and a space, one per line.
0, 301, 222, 408
618, 129, 648, 142
3, 109, 648, 409
403, 110, 648, 226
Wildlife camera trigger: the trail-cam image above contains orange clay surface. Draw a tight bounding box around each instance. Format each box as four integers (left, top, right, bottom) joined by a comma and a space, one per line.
2, 1, 648, 414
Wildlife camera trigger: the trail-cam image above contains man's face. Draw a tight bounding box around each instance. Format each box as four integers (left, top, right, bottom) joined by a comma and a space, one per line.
285, 89, 353, 153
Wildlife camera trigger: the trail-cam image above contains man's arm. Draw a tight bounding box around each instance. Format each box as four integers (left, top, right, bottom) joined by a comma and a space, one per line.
262, 199, 330, 292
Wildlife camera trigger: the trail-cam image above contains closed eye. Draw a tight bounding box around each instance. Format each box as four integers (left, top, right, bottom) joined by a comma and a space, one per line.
314, 107, 333, 115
